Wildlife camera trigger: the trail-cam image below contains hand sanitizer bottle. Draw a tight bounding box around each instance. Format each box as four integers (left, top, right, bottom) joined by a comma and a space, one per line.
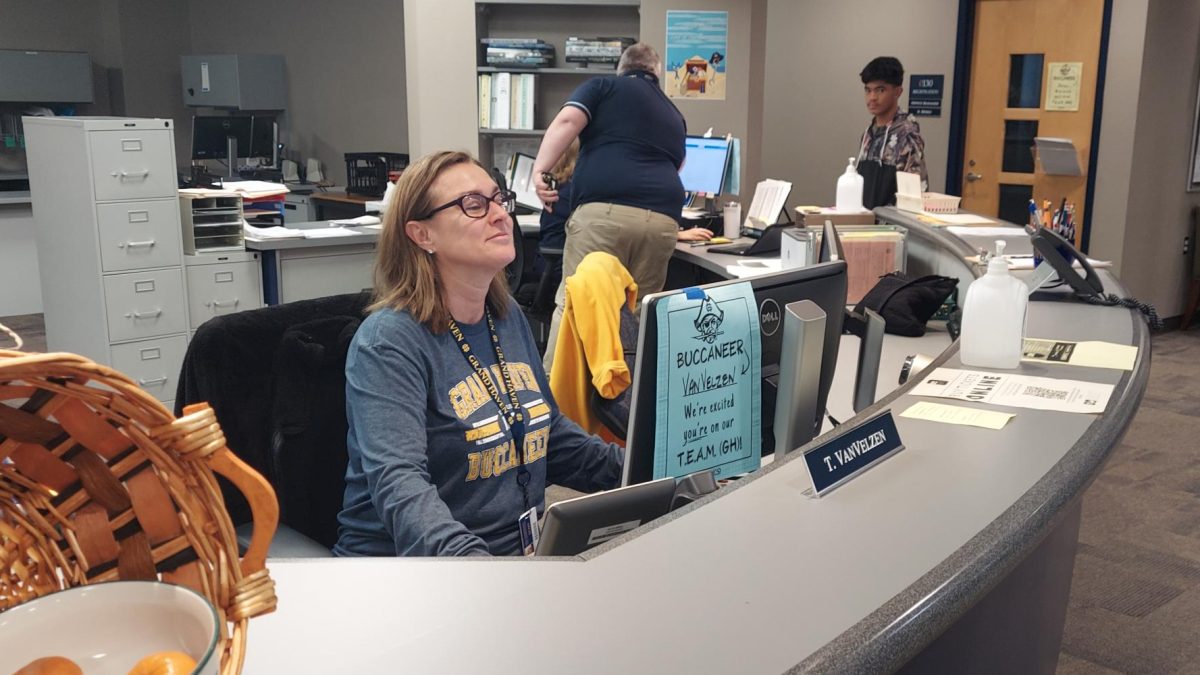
835, 157, 864, 212
959, 240, 1028, 369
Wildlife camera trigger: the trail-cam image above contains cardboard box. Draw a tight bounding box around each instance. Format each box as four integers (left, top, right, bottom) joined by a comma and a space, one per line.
794, 206, 877, 228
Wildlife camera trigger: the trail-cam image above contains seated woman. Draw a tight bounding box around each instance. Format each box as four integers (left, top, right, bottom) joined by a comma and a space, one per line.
334, 151, 623, 557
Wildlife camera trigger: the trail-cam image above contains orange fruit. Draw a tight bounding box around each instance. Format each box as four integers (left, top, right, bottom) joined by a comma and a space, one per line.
126, 650, 198, 675
13, 656, 83, 675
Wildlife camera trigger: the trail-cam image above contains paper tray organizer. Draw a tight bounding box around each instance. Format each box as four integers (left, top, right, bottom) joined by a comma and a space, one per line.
781, 225, 907, 304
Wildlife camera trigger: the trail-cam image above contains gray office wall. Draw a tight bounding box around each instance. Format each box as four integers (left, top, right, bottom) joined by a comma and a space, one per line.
0, 0, 118, 114
114, 1, 195, 165
1106, 0, 1200, 316
639, 0, 768, 199
759, 0, 957, 210
187, 1, 409, 186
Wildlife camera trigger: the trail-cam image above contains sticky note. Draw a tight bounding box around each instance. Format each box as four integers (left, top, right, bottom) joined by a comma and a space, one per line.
899, 401, 1015, 430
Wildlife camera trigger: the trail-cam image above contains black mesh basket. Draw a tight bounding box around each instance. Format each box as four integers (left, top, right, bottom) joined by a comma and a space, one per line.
344, 152, 409, 197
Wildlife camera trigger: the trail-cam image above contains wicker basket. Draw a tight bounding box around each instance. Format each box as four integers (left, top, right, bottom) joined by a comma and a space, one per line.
0, 350, 278, 675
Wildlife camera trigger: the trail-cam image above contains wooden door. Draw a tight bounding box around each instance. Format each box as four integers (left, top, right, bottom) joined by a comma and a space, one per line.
961, 0, 1104, 246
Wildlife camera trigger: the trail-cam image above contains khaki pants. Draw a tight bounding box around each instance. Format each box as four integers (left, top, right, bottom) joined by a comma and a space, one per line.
542, 202, 679, 373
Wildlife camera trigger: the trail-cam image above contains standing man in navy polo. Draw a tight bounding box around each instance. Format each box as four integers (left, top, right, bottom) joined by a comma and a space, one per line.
533, 42, 687, 372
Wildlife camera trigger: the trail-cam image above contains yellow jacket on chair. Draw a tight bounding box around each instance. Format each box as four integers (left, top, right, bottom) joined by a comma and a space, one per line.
549, 252, 638, 444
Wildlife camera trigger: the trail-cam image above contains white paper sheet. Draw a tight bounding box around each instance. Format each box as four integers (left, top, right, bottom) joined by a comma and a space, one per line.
243, 223, 304, 240
910, 367, 1114, 414
330, 215, 382, 226
725, 258, 782, 278
927, 213, 997, 225
302, 227, 362, 239
947, 226, 1026, 237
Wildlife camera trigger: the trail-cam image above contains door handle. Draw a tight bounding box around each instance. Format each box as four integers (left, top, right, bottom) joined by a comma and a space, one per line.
966, 171, 984, 182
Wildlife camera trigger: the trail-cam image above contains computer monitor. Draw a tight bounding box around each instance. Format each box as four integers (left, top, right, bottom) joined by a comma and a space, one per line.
507, 152, 542, 211
818, 218, 846, 263
535, 477, 677, 556
678, 135, 731, 195
191, 115, 252, 160
622, 261, 849, 486
249, 115, 278, 162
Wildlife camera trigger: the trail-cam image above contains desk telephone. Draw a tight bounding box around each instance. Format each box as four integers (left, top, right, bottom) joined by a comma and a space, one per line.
1029, 227, 1162, 330
1030, 227, 1104, 298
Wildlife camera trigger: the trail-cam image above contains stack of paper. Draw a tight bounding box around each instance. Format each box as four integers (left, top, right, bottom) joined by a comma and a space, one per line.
221, 180, 290, 198
725, 259, 782, 278
244, 223, 304, 239
330, 215, 382, 227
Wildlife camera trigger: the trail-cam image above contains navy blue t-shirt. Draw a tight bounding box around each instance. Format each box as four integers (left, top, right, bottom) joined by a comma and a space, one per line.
538, 180, 572, 249
563, 71, 686, 219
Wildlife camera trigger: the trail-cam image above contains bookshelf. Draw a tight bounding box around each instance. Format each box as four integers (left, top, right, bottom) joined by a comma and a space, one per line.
474, 0, 640, 172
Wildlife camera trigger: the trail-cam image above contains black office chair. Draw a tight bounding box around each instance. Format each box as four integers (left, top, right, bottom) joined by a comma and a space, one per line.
176, 292, 371, 556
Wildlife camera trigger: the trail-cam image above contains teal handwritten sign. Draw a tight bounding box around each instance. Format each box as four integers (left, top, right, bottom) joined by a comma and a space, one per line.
653, 283, 761, 479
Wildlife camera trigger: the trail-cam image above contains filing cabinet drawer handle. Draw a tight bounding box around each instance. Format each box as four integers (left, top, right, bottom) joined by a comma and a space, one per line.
137, 376, 169, 386
112, 169, 151, 180
119, 239, 157, 249
126, 308, 164, 320
205, 298, 240, 309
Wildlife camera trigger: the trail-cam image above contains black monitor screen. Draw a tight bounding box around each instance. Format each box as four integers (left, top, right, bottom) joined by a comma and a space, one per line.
249, 115, 276, 159
622, 261, 849, 486
678, 135, 731, 195
191, 116, 252, 160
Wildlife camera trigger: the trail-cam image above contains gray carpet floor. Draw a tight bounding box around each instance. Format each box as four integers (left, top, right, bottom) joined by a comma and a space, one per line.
1058, 329, 1200, 674
2, 314, 1197, 671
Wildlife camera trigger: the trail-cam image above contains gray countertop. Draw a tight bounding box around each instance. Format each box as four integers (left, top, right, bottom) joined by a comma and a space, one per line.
240, 212, 1151, 674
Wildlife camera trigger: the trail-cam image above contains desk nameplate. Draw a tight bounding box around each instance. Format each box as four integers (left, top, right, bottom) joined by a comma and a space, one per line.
803, 410, 905, 497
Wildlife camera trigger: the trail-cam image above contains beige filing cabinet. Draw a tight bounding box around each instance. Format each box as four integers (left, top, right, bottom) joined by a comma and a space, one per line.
184, 250, 263, 331
24, 117, 189, 409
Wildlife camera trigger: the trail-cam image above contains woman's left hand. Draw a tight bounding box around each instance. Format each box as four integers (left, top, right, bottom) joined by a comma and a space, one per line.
677, 227, 714, 242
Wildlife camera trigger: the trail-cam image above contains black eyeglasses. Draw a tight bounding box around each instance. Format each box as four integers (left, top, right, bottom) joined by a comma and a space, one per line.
418, 189, 516, 220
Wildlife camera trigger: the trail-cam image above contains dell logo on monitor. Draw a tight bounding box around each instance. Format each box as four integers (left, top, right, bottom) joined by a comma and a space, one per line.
759, 298, 780, 336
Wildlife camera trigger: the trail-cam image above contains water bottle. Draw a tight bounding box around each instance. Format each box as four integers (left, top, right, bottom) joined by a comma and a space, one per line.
835, 157, 864, 212
959, 240, 1028, 369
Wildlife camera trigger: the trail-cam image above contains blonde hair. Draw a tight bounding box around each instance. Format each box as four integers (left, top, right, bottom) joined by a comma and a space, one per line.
551, 138, 580, 184
370, 150, 510, 331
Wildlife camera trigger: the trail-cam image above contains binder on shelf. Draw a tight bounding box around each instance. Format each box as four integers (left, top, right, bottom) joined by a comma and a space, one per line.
492, 72, 511, 130
479, 74, 492, 129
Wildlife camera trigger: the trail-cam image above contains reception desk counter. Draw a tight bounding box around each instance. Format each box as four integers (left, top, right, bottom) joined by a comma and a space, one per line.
241, 213, 1149, 674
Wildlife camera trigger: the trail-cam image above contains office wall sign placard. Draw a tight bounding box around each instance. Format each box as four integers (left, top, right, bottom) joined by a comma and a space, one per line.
1045, 62, 1083, 112
802, 410, 905, 497
654, 283, 761, 479
908, 74, 943, 117
665, 10, 728, 101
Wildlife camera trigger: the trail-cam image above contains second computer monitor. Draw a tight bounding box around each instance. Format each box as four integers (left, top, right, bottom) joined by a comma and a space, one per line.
191, 116, 253, 160
622, 261, 849, 486
678, 135, 731, 195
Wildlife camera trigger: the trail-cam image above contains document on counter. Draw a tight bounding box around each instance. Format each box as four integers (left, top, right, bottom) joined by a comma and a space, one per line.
899, 401, 1015, 430
302, 227, 362, 239
947, 226, 1029, 238
329, 215, 382, 226
926, 213, 996, 225
910, 367, 1114, 414
725, 259, 782, 278
243, 223, 304, 240
1022, 338, 1137, 371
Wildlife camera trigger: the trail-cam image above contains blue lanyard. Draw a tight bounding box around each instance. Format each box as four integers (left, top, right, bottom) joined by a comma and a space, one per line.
447, 309, 530, 508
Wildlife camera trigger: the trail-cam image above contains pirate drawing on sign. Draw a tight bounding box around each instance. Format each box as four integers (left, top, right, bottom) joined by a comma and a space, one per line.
693, 296, 725, 344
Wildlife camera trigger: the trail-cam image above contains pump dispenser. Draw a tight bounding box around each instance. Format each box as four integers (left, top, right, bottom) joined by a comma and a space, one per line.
835, 157, 864, 212
959, 240, 1028, 369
